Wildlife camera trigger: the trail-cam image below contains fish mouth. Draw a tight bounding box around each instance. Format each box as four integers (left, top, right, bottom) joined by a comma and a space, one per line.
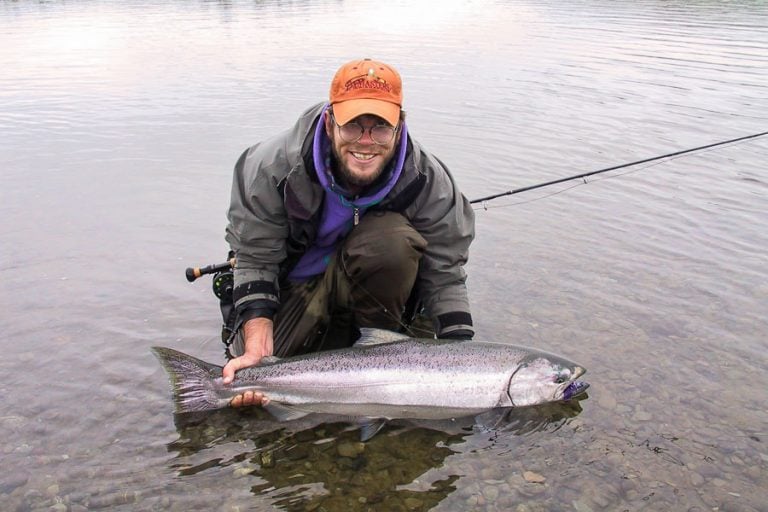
563, 380, 589, 400
562, 366, 589, 400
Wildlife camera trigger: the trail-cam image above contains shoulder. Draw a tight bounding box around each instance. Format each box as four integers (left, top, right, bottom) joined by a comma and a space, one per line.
237, 102, 325, 181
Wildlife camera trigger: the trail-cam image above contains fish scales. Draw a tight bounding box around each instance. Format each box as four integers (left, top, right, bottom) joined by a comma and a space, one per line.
153, 328, 588, 424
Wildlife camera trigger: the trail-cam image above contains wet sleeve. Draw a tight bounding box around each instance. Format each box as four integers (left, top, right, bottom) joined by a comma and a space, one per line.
409, 155, 475, 338
225, 144, 290, 315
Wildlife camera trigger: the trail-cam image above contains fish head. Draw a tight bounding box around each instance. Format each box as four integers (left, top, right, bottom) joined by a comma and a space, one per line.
506, 353, 588, 407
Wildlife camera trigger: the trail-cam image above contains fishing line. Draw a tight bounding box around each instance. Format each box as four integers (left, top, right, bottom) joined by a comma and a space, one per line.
343, 276, 435, 338
470, 130, 768, 209
476, 152, 679, 210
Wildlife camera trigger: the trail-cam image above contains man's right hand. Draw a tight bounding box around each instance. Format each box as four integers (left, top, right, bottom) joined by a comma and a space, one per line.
223, 317, 274, 407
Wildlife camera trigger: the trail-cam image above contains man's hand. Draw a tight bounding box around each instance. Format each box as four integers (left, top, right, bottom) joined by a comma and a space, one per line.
223, 317, 274, 407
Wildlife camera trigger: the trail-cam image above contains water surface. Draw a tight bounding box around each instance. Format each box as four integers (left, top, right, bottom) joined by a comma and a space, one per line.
1, 0, 767, 510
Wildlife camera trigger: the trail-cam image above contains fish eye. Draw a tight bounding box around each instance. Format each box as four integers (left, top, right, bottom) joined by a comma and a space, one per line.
554, 372, 570, 384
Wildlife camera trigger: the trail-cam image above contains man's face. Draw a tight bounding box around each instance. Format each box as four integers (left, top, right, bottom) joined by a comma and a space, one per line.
324, 111, 399, 191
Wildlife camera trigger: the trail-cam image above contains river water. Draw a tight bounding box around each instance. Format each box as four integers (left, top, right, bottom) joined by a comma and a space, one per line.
1, 0, 767, 510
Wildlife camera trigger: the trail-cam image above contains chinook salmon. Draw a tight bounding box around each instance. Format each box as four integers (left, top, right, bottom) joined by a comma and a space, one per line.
154, 329, 588, 429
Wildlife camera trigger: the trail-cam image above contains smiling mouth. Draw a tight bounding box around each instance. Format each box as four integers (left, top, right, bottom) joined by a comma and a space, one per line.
351, 151, 376, 161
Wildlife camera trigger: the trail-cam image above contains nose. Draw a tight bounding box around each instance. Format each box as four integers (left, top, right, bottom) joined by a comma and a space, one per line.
357, 126, 376, 145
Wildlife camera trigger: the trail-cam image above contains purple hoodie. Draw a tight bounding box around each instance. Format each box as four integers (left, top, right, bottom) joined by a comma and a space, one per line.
288, 104, 408, 281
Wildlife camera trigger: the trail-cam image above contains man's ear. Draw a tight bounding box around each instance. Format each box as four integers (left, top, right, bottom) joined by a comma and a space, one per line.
324, 110, 333, 137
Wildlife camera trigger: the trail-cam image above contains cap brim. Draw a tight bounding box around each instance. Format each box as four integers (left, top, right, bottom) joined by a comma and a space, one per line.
332, 99, 400, 127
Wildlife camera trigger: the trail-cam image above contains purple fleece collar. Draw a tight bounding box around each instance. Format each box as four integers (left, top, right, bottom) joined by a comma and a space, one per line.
312, 103, 408, 207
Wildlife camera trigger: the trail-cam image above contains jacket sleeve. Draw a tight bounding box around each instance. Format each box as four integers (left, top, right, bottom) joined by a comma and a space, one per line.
409, 153, 475, 338
225, 141, 290, 316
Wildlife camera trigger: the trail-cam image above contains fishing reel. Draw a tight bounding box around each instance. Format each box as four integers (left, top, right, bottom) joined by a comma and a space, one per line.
185, 256, 237, 348
211, 269, 234, 303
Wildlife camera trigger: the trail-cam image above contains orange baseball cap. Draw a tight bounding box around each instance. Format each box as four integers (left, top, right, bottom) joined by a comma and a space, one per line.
329, 58, 403, 127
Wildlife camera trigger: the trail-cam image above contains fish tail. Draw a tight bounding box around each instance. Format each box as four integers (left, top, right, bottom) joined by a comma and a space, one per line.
152, 347, 226, 413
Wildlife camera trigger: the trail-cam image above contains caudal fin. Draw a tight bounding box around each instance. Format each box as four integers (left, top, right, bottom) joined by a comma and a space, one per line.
152, 347, 226, 413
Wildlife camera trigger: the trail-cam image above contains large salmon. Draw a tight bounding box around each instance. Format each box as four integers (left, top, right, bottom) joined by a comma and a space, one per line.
154, 329, 588, 427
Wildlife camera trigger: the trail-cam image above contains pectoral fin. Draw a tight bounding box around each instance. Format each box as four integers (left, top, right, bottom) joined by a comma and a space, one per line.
359, 420, 387, 441
264, 402, 311, 422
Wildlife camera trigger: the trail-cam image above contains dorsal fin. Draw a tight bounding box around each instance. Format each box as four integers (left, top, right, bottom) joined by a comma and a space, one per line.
354, 328, 409, 347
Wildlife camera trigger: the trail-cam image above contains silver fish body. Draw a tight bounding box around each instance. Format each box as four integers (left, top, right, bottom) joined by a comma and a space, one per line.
153, 329, 588, 422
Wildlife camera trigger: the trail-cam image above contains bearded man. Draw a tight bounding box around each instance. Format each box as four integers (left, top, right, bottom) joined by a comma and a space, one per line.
223, 58, 475, 407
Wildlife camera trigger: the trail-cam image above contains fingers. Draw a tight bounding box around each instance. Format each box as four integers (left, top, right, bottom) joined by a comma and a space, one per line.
222, 357, 243, 384
229, 390, 270, 408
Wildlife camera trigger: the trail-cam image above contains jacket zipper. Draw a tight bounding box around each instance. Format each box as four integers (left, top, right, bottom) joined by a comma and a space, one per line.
353, 207, 360, 226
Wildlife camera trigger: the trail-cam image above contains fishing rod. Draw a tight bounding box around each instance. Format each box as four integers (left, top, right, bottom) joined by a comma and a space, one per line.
186, 130, 766, 268
469, 130, 768, 205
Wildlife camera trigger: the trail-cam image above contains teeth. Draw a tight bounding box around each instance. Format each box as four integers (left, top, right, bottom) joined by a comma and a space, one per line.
352, 152, 375, 161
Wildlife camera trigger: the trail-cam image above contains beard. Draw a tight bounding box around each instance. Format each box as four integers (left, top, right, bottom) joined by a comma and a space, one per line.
328, 132, 394, 191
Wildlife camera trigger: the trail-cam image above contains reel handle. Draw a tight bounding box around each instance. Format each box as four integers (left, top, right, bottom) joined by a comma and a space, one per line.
185, 258, 235, 282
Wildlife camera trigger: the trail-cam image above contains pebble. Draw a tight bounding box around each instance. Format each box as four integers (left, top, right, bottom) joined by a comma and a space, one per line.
0, 474, 28, 494
86, 491, 137, 509
689, 472, 704, 486
480, 467, 499, 480
260, 451, 274, 468
14, 444, 33, 454
523, 471, 546, 484
482, 485, 500, 502
720, 499, 760, 512
285, 444, 309, 461
404, 497, 423, 510
337, 441, 365, 458
597, 391, 617, 409
572, 499, 594, 512
233, 467, 254, 478
517, 503, 549, 512
632, 410, 652, 421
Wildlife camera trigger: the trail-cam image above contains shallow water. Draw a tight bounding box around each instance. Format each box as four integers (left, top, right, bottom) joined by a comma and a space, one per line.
1, 0, 767, 510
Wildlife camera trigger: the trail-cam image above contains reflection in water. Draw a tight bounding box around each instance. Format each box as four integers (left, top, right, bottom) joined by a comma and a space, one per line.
167, 398, 585, 510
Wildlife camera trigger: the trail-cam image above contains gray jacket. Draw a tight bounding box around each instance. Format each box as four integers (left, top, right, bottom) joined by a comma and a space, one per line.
226, 103, 475, 336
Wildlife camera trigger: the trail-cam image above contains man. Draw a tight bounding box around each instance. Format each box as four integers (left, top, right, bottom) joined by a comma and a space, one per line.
222, 58, 475, 406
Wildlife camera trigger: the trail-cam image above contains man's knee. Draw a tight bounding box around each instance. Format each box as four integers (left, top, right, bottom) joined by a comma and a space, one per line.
341, 212, 426, 276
